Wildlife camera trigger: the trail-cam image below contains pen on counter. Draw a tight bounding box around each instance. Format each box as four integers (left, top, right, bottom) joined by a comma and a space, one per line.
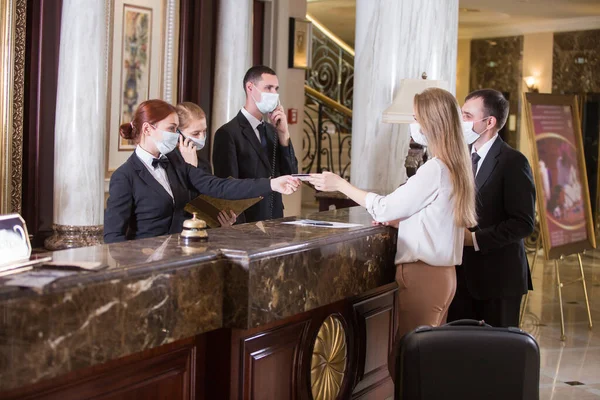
303, 221, 333, 226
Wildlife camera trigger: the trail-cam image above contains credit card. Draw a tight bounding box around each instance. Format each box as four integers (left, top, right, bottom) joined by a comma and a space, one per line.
292, 174, 311, 181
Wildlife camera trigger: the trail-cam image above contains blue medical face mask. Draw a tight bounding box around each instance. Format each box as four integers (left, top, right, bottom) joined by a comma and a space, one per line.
150, 125, 179, 155
184, 134, 205, 150
251, 84, 279, 114
178, 128, 206, 150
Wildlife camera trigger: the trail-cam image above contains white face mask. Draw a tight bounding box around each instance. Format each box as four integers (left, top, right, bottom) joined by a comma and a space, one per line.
461, 121, 479, 145
462, 117, 490, 145
185, 135, 206, 150
150, 125, 179, 155
252, 85, 279, 114
409, 123, 428, 147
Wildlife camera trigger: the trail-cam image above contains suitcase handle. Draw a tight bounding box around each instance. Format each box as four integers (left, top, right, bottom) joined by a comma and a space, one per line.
444, 319, 492, 328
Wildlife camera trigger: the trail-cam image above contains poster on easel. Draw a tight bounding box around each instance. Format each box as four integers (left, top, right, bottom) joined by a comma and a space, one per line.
524, 93, 597, 260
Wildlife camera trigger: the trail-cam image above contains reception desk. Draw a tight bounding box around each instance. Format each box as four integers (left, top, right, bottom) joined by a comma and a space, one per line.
0, 208, 398, 400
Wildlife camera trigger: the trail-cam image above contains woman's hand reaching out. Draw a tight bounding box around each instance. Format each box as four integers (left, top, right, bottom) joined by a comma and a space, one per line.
308, 172, 346, 192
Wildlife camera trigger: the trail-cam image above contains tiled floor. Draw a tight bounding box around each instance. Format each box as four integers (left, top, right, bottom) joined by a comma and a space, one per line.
521, 250, 600, 399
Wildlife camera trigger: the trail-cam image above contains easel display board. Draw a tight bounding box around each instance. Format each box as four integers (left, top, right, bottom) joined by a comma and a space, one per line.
524, 93, 597, 260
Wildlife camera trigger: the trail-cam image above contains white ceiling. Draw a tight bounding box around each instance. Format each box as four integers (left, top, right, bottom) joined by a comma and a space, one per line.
307, 0, 600, 46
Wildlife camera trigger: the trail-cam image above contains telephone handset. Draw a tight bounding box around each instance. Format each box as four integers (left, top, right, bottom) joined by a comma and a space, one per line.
267, 100, 281, 219
268, 127, 277, 219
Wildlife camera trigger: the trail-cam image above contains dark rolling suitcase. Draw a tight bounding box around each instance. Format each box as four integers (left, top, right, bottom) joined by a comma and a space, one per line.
395, 319, 540, 400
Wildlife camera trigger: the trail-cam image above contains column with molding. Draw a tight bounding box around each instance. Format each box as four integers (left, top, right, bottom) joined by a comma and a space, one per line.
210, 0, 252, 148
45, 0, 107, 249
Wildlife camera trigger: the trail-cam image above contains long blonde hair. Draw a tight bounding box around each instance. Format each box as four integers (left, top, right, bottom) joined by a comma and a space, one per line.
414, 88, 477, 228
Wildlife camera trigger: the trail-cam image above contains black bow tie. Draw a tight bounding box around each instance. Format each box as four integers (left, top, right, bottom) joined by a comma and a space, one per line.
152, 157, 169, 169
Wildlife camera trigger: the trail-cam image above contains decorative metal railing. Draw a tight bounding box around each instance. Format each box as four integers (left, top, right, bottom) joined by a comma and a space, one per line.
303, 16, 354, 180
305, 17, 354, 110
302, 86, 352, 180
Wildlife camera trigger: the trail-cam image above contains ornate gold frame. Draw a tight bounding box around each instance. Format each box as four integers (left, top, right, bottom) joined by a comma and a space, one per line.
524, 92, 597, 260
0, 0, 26, 215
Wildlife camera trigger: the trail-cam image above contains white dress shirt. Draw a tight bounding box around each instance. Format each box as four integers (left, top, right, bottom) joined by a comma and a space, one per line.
135, 146, 174, 201
241, 107, 263, 142
471, 134, 499, 250
365, 158, 464, 267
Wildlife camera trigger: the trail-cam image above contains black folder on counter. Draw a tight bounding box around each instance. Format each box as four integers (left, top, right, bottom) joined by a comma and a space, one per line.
184, 195, 263, 228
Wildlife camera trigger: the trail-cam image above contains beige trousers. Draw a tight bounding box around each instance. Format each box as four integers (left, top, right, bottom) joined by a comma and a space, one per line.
388, 261, 457, 381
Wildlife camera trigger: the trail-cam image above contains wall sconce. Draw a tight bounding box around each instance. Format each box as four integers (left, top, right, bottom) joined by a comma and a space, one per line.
382, 73, 450, 124
524, 76, 539, 93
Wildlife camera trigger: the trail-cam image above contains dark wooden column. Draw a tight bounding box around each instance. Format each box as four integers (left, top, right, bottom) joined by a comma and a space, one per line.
252, 0, 265, 66
178, 0, 218, 164
22, 0, 63, 247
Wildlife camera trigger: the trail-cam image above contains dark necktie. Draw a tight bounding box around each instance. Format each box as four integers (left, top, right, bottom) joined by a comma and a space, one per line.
257, 122, 268, 151
152, 157, 169, 169
471, 152, 481, 177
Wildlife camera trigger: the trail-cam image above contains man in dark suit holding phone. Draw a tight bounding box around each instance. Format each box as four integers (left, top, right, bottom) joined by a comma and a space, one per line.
448, 89, 536, 327
213, 66, 298, 223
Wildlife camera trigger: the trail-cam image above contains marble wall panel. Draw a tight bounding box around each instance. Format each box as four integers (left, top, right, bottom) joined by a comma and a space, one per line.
553, 29, 600, 94
470, 36, 523, 149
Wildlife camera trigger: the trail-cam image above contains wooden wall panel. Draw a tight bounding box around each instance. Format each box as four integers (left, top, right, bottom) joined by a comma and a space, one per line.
352, 289, 396, 398
3, 343, 196, 400
241, 321, 309, 400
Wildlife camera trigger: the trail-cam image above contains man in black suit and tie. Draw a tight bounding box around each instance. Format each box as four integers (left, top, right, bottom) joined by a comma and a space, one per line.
448, 89, 536, 327
213, 66, 298, 223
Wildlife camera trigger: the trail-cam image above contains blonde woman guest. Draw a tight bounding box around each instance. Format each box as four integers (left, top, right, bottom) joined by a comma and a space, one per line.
308, 88, 477, 376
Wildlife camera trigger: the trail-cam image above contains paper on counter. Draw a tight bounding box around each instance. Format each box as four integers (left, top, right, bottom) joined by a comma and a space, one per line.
41, 261, 106, 271
3, 269, 78, 292
282, 219, 364, 229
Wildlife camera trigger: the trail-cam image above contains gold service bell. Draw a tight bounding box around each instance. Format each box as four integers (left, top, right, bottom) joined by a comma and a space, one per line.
180, 212, 208, 242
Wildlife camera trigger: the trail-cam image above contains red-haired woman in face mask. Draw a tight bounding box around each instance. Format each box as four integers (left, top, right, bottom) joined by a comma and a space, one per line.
104, 99, 299, 243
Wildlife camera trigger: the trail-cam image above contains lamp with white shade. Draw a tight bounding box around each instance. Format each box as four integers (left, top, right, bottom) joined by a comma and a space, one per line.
382, 73, 450, 124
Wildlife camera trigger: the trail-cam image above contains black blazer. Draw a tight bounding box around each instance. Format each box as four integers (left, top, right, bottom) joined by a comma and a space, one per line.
213, 111, 298, 223
171, 147, 212, 201
104, 151, 272, 243
459, 137, 536, 300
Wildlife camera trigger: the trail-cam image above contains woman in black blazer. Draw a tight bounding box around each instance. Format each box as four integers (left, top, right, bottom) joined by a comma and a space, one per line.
104, 99, 299, 243
174, 102, 212, 174
173, 102, 236, 227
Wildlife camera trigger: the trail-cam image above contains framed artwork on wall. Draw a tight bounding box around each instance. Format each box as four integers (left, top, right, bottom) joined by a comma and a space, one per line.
288, 17, 312, 69
0, 0, 26, 214
524, 92, 597, 259
117, 5, 152, 151
105, 0, 178, 177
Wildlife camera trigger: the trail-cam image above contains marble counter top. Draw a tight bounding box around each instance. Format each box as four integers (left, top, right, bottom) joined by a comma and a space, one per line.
0, 208, 397, 392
